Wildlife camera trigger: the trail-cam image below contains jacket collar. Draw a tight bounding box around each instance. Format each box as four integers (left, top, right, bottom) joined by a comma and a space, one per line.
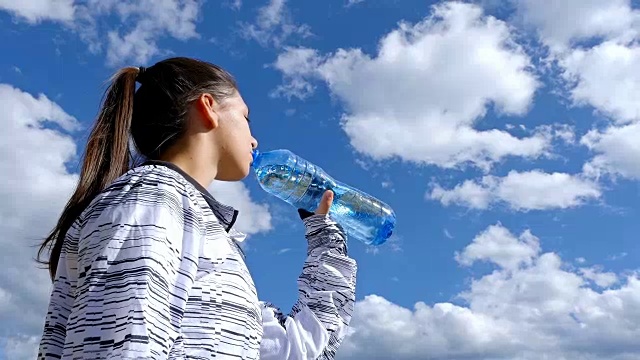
141, 160, 239, 232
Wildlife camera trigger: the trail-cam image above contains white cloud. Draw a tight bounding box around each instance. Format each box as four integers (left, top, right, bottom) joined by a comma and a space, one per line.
515, 1, 640, 181
274, 2, 549, 170
338, 224, 640, 360
345, 0, 364, 8
580, 266, 618, 288
429, 170, 601, 211
0, 0, 75, 24
272, 47, 320, 99
0, 0, 203, 66
516, 0, 639, 52
86, 0, 202, 66
224, 0, 242, 11
455, 224, 540, 271
581, 122, 640, 179
535, 123, 576, 145
430, 179, 491, 209
0, 84, 79, 354
609, 252, 629, 261
560, 41, 640, 124
240, 0, 312, 48
339, 294, 516, 360
2, 336, 39, 360
518, 1, 640, 180
0, 83, 272, 357
208, 180, 272, 236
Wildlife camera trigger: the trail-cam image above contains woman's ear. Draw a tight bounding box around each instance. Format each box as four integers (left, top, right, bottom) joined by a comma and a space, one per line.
195, 93, 219, 130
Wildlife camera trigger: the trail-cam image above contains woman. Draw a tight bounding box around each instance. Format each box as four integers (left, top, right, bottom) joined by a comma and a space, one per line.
37, 57, 357, 359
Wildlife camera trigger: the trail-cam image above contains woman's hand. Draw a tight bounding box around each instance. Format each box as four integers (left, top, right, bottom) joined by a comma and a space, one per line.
314, 190, 334, 215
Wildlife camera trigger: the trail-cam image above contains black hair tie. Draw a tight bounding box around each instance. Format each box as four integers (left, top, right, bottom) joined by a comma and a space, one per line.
137, 66, 146, 83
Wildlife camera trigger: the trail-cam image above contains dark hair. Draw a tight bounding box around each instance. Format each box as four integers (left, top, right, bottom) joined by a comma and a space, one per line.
38, 57, 238, 280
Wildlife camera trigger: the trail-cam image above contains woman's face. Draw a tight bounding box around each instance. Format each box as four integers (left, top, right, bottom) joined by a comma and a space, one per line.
213, 91, 258, 181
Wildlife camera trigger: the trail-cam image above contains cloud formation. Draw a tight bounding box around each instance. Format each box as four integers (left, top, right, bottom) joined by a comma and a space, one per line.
273, 2, 548, 170
429, 170, 601, 211
338, 224, 640, 360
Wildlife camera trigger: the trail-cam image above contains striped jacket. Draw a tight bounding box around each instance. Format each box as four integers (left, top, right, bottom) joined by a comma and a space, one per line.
38, 160, 357, 359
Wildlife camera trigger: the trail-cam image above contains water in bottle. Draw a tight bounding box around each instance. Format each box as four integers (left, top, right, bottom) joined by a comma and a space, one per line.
251, 149, 396, 246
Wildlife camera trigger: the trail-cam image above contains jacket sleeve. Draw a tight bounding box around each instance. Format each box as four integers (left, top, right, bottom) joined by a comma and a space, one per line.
38, 185, 203, 359
259, 212, 358, 360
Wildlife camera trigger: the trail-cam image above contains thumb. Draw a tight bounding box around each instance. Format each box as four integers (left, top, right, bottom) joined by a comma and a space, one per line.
315, 190, 334, 215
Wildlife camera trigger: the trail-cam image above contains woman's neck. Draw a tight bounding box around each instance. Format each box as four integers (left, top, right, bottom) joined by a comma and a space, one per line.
159, 140, 218, 189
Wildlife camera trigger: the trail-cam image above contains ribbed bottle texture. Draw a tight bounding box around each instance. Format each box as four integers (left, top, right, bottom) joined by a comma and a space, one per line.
251, 149, 395, 245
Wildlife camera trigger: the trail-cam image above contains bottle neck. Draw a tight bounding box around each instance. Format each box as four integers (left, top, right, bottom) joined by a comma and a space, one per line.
250, 149, 260, 168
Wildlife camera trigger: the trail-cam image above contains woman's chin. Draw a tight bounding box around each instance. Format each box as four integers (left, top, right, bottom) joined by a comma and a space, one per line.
215, 167, 250, 182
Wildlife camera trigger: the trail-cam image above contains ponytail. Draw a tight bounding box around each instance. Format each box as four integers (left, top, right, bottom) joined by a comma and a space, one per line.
38, 67, 139, 280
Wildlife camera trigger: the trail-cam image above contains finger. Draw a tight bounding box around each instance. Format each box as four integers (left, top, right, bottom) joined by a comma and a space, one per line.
315, 190, 334, 215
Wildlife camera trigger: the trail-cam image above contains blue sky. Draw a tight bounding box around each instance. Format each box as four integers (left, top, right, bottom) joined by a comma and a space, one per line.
2, 0, 640, 359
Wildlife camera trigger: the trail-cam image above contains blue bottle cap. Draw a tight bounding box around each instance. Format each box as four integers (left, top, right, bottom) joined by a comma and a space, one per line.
251, 149, 260, 167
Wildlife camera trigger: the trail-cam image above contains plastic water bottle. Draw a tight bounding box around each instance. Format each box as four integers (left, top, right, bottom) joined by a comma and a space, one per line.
251, 149, 396, 246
